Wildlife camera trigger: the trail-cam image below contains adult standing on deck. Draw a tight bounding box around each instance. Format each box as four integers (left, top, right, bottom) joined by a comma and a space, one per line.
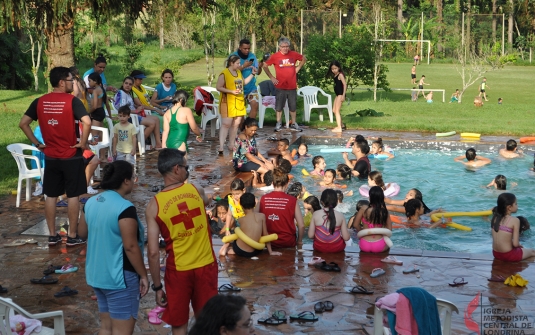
263, 37, 306, 132
145, 149, 217, 335
259, 167, 305, 249
230, 38, 263, 119
19, 66, 91, 246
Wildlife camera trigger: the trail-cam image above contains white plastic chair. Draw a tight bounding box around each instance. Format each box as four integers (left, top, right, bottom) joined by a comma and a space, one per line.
0, 297, 65, 335
257, 85, 290, 129
297, 86, 333, 123
88, 125, 111, 178
142, 84, 155, 93
200, 86, 221, 139
6, 143, 44, 207
373, 297, 458, 335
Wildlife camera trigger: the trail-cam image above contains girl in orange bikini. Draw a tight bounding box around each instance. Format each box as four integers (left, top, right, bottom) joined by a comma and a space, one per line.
491, 193, 535, 262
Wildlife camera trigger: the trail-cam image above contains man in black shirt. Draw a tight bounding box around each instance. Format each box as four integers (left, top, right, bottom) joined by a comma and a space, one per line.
342, 138, 370, 180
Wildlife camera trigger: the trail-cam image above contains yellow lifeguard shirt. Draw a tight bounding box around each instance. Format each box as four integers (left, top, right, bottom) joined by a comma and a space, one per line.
154, 183, 215, 271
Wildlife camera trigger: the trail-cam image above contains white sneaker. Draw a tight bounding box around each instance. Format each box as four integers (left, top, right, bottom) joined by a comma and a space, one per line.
274, 123, 282, 132
32, 182, 43, 196
87, 186, 98, 195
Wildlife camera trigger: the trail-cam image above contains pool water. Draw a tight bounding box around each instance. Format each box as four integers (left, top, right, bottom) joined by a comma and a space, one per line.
292, 146, 535, 254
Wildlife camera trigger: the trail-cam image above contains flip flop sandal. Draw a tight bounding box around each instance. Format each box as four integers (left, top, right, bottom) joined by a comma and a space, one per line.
148, 310, 162, 325
55, 264, 78, 274
289, 311, 318, 322
258, 317, 285, 325
328, 262, 341, 272
449, 277, 468, 287
314, 302, 326, 313
272, 310, 287, 321
488, 275, 506, 282
371, 268, 386, 278
0, 285, 7, 294
266, 136, 278, 142
381, 256, 403, 265
218, 283, 242, 292
314, 261, 333, 272
308, 256, 325, 266
151, 306, 166, 314
56, 200, 68, 207
43, 265, 62, 275
5, 239, 31, 247
54, 286, 78, 297
31, 276, 58, 284
403, 265, 420, 274
79, 197, 89, 204
349, 285, 374, 295
323, 301, 334, 311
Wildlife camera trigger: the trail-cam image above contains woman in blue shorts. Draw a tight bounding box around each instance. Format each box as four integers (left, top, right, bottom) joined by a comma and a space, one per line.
78, 160, 148, 334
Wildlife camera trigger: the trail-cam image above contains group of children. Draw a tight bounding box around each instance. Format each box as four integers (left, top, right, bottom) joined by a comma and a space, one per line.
212, 135, 533, 262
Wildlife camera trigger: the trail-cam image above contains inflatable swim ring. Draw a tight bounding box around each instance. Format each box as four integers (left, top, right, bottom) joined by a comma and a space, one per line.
369, 154, 391, 160
436, 131, 456, 137
460, 132, 481, 138
320, 148, 352, 153
221, 227, 278, 250
357, 228, 393, 248
359, 183, 400, 198
520, 137, 535, 143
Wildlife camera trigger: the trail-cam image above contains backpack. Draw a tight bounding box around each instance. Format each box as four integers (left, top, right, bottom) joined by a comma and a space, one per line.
193, 86, 215, 116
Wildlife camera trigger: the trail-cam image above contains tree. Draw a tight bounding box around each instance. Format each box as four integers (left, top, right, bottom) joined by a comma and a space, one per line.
0, 0, 149, 74
455, 44, 515, 103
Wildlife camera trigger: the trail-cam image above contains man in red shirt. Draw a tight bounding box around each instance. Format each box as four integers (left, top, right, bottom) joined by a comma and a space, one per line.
19, 66, 91, 247
263, 37, 306, 132
259, 167, 304, 249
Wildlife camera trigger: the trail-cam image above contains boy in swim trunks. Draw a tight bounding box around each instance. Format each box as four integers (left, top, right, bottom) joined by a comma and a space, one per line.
267, 138, 298, 166
499, 139, 523, 159
454, 148, 491, 168
219, 193, 281, 257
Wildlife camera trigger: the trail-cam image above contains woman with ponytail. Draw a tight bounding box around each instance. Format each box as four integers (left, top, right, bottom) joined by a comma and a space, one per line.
308, 189, 350, 253
491, 193, 535, 262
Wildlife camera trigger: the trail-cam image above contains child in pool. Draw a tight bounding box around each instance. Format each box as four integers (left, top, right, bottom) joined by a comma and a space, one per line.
385, 188, 443, 215
486, 174, 516, 190
252, 170, 273, 189
287, 181, 309, 199
518, 216, 530, 235
336, 163, 352, 181
499, 139, 523, 159
303, 195, 321, 228
454, 148, 491, 168
268, 138, 298, 166
219, 193, 281, 257
367, 171, 395, 193
334, 189, 352, 213
370, 138, 394, 158
209, 199, 230, 237
404, 199, 442, 228
491, 193, 535, 261
308, 189, 350, 253
320, 169, 347, 188
224, 178, 246, 235
309, 155, 326, 176
348, 200, 370, 229
353, 186, 392, 253
294, 143, 311, 159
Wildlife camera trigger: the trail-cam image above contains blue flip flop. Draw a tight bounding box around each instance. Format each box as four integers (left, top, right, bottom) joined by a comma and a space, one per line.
55, 264, 78, 274
56, 200, 68, 207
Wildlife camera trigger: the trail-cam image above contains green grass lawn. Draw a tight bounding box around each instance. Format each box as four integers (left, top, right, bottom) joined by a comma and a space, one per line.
2, 56, 535, 196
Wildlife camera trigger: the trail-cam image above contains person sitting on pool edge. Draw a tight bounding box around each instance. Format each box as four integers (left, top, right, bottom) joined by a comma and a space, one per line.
219, 193, 281, 257
454, 148, 491, 168
491, 193, 535, 262
499, 139, 523, 159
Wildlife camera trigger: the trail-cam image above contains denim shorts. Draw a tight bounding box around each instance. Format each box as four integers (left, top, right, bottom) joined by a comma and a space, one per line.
93, 270, 140, 320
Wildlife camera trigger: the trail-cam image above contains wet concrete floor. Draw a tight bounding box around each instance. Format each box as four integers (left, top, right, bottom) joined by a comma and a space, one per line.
1, 126, 534, 334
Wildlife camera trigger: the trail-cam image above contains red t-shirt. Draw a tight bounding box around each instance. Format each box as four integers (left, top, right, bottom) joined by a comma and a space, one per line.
259, 191, 298, 248
264, 50, 304, 90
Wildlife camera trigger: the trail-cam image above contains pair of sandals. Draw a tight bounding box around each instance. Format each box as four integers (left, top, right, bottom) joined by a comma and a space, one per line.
314, 301, 334, 313
314, 261, 341, 272
258, 310, 319, 325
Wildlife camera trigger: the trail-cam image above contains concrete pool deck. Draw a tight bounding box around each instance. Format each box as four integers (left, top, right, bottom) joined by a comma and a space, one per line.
1, 126, 534, 334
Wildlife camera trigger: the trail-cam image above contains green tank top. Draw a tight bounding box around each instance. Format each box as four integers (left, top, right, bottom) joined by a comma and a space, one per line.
166, 107, 191, 152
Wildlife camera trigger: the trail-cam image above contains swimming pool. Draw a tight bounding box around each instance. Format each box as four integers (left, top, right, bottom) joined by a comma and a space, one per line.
292, 145, 534, 253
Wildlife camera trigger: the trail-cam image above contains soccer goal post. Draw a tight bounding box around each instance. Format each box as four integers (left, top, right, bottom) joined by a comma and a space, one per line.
375, 39, 431, 64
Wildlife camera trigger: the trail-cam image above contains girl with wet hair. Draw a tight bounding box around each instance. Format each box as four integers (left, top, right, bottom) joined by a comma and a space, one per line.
188, 295, 253, 335
370, 138, 394, 158
336, 163, 352, 180
308, 189, 350, 253
162, 89, 203, 153
353, 186, 392, 253
491, 193, 535, 261
486, 174, 515, 190
385, 188, 438, 215
404, 199, 442, 228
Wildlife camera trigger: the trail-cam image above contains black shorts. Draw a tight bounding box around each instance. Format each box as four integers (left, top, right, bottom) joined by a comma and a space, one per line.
275, 89, 297, 111
236, 161, 261, 172
232, 241, 262, 258
91, 107, 106, 122
480, 89, 485, 93
43, 155, 87, 198
418, 85, 423, 89
411, 74, 416, 79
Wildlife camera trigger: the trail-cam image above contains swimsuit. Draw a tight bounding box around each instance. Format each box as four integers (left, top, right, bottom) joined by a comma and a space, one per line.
232, 240, 262, 258
313, 213, 345, 253
358, 218, 387, 253
493, 218, 523, 262
333, 74, 344, 96
165, 107, 191, 152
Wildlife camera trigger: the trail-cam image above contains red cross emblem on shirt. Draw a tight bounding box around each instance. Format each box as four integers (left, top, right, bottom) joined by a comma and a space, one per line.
170, 202, 202, 230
